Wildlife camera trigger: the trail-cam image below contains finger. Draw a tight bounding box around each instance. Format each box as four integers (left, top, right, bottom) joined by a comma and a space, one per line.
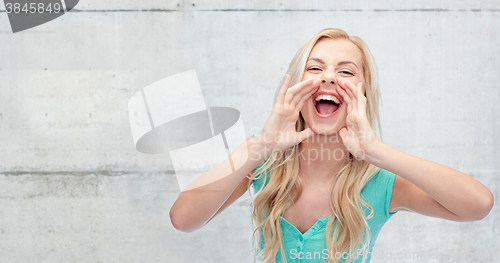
339, 80, 358, 111
356, 82, 364, 98
275, 74, 291, 105
336, 84, 352, 107
342, 80, 358, 99
290, 79, 319, 107
356, 82, 367, 113
298, 128, 315, 142
296, 82, 320, 111
284, 78, 313, 105
338, 127, 348, 142
291, 79, 321, 107
358, 82, 365, 96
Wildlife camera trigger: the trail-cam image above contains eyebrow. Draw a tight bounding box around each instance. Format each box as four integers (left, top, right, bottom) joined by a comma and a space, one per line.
307, 57, 325, 64
337, 60, 359, 69
307, 57, 359, 69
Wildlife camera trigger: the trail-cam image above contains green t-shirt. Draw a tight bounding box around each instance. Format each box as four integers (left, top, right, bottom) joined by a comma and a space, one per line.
251, 166, 397, 263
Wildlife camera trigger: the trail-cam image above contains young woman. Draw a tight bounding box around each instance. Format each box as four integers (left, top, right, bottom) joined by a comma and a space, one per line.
169, 28, 494, 263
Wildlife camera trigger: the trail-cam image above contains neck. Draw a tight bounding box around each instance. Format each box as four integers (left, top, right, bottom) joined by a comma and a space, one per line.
298, 132, 349, 184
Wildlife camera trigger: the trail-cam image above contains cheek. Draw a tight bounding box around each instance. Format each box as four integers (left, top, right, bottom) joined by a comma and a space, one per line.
301, 73, 318, 82
344, 78, 365, 91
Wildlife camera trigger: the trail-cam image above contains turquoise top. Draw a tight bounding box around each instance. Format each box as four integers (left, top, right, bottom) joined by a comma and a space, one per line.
251, 165, 397, 263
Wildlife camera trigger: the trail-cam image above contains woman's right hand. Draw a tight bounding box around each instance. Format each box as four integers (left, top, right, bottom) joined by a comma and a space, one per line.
256, 74, 321, 152
170, 75, 319, 233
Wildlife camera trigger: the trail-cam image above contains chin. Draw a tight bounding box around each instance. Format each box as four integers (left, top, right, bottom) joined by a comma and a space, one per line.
306, 121, 345, 137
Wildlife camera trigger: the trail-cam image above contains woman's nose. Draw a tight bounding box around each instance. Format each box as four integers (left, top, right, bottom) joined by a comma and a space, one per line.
321, 73, 336, 85
322, 78, 335, 85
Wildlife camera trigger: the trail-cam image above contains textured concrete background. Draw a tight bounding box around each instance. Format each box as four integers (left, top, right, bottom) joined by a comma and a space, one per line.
0, 1, 499, 262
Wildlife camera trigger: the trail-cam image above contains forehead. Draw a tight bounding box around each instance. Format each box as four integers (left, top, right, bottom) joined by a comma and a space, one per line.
308, 38, 363, 66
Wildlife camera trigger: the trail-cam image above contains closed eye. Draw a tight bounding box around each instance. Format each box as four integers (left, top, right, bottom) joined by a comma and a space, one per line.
308, 67, 322, 71
340, 71, 354, 76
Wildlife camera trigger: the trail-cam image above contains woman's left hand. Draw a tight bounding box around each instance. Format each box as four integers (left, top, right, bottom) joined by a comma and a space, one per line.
336, 80, 381, 161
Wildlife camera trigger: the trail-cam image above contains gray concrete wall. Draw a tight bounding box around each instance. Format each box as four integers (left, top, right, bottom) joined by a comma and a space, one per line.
0, 1, 498, 262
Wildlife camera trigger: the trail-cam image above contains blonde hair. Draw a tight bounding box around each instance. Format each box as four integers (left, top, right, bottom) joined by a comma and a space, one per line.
249, 28, 382, 263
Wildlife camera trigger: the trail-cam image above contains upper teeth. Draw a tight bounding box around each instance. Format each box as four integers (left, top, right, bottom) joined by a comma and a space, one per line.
315, 94, 340, 104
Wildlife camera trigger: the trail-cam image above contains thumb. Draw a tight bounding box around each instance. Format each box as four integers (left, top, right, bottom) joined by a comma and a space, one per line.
298, 128, 315, 142
338, 127, 348, 142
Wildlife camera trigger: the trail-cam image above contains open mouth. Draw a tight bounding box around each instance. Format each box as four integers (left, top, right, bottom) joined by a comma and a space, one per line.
313, 93, 342, 117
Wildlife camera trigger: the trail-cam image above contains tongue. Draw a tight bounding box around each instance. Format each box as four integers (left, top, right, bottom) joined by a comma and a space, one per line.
316, 101, 338, 115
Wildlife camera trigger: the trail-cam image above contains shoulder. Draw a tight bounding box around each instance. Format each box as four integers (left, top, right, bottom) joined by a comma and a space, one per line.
362, 168, 397, 193
367, 169, 397, 188
362, 168, 398, 219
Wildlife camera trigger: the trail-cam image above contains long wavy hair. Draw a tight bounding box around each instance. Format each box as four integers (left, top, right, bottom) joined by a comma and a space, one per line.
248, 28, 382, 263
